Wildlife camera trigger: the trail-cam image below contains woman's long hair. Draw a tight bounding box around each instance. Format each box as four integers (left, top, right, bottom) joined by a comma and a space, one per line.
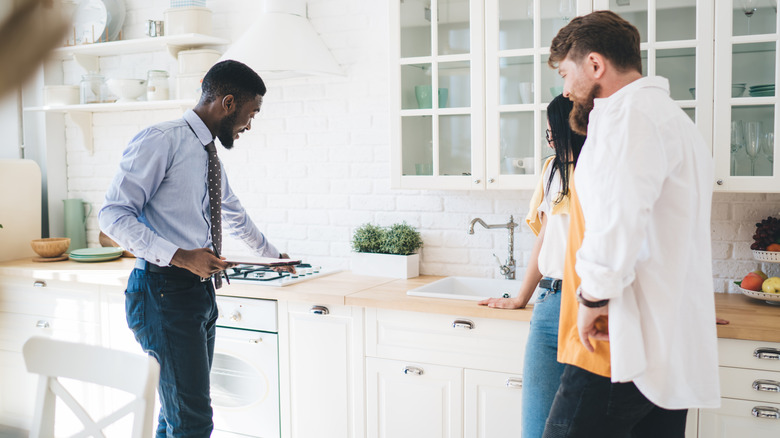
546, 94, 586, 204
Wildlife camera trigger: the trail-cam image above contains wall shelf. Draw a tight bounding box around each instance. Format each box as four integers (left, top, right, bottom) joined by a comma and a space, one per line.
24, 100, 195, 154
52, 34, 229, 70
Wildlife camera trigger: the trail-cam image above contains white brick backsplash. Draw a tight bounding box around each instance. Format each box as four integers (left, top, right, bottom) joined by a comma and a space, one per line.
53, 0, 778, 288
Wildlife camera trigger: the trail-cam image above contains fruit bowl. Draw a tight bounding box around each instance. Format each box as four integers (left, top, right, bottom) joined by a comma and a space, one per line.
739, 286, 780, 305
30, 237, 70, 258
753, 250, 780, 263
106, 78, 147, 103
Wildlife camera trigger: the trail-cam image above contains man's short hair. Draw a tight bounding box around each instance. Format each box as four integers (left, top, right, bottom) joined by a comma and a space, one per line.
200, 60, 266, 105
548, 10, 642, 74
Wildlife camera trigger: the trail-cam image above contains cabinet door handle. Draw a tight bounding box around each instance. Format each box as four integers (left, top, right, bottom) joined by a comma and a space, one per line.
36, 320, 50, 329
452, 319, 474, 330
505, 377, 523, 389
753, 379, 780, 393
403, 366, 423, 376
752, 406, 780, 419
754, 348, 780, 360
33, 280, 47, 288
310, 306, 329, 315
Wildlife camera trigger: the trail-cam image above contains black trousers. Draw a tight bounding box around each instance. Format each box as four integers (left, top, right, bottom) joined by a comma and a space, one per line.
542, 364, 688, 438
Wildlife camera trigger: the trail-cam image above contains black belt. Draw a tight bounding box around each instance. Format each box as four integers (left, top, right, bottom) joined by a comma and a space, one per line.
539, 277, 562, 292
136, 259, 210, 282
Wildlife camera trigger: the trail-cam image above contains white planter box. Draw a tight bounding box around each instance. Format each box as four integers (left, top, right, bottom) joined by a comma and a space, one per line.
350, 252, 419, 279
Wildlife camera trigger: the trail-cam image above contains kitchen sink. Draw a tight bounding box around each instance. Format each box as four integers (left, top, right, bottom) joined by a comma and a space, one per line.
407, 276, 520, 301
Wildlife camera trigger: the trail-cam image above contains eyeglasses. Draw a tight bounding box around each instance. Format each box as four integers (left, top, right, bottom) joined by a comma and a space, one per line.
545, 129, 554, 145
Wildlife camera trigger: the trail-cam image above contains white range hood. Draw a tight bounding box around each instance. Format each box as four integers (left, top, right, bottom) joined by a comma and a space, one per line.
219, 0, 343, 79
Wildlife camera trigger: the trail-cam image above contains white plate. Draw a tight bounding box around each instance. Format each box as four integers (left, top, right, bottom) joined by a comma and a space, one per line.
101, 0, 126, 42
740, 286, 780, 305
753, 250, 780, 263
73, 0, 107, 44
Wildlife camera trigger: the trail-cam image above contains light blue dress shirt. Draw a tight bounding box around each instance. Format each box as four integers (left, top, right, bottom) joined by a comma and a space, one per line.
98, 109, 279, 266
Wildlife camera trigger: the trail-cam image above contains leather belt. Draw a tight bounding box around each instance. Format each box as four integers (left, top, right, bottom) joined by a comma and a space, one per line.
539, 277, 562, 292
135, 259, 210, 282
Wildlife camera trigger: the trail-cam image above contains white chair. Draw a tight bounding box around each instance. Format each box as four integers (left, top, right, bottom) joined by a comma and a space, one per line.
22, 336, 159, 438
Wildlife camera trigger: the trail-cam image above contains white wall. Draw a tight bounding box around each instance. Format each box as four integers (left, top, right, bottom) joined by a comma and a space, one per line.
52, 0, 780, 291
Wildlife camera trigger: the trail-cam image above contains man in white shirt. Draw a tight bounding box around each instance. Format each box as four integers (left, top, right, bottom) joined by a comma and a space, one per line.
542, 10, 720, 438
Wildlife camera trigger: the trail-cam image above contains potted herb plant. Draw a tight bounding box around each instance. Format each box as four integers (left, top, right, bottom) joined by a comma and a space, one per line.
350, 222, 423, 278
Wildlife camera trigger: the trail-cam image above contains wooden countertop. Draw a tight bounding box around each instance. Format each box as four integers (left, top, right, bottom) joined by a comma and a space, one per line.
1, 257, 779, 341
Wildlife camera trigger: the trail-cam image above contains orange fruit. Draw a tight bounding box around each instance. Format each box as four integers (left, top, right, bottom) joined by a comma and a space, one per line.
767, 243, 780, 252
741, 273, 764, 291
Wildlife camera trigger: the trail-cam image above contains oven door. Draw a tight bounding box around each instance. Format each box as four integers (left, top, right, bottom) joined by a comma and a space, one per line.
211, 326, 280, 438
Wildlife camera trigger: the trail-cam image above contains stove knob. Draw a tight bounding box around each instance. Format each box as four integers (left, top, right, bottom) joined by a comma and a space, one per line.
313, 266, 321, 273
230, 311, 242, 322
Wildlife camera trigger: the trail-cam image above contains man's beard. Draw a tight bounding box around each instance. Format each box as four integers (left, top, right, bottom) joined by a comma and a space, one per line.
569, 83, 600, 136
216, 111, 238, 150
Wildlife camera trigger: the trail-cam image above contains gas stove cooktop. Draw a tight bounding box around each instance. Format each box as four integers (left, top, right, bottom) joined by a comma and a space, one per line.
226, 263, 341, 287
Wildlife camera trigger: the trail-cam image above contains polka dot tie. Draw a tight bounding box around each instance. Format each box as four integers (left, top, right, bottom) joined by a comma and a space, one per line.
205, 141, 223, 289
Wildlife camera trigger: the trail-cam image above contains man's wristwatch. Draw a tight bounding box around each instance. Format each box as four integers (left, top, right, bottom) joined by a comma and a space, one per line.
576, 286, 609, 308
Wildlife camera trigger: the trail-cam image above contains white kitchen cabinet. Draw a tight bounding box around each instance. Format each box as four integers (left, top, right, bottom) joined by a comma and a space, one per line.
463, 368, 523, 438
699, 338, 780, 437
0, 275, 102, 432
366, 356, 463, 438
365, 308, 529, 437
278, 301, 365, 438
713, 1, 780, 191
390, 0, 592, 190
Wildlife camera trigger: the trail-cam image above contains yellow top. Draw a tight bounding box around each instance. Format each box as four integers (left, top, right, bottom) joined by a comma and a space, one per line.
558, 178, 612, 377
525, 156, 573, 236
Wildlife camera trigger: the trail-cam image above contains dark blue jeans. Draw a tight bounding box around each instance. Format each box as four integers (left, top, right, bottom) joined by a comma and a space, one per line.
542, 365, 688, 438
126, 268, 218, 438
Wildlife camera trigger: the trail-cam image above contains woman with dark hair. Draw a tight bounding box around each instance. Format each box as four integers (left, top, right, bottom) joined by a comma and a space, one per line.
479, 94, 585, 438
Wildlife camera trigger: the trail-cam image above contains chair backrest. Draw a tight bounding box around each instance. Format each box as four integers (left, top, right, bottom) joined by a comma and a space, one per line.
23, 336, 159, 438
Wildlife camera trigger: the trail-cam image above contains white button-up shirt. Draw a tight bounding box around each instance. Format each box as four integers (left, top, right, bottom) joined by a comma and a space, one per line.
575, 76, 720, 409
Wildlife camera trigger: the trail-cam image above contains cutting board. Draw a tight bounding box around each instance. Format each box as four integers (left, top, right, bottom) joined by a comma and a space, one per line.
0, 160, 42, 262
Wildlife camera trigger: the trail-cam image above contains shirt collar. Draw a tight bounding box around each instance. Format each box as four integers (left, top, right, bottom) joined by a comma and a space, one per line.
183, 109, 215, 147
593, 76, 670, 109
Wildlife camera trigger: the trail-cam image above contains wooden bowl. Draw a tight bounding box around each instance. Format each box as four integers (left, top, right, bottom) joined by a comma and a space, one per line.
30, 237, 70, 258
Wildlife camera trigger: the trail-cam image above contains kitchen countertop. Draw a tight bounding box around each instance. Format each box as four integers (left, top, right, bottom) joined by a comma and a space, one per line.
1, 257, 779, 341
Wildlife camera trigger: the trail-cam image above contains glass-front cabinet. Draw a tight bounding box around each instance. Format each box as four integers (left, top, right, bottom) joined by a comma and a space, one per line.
714, 0, 779, 191
391, 0, 777, 192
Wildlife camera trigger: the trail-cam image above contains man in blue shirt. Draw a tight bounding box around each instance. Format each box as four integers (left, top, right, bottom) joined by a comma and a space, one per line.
99, 60, 285, 437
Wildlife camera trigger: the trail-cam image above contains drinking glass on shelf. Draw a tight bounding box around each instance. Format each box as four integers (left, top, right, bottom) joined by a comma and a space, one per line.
558, 0, 575, 21
745, 121, 762, 175
762, 132, 774, 165
742, 0, 758, 34
731, 120, 745, 175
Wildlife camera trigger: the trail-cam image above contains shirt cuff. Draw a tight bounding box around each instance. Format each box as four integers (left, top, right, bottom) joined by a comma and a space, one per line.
148, 238, 179, 267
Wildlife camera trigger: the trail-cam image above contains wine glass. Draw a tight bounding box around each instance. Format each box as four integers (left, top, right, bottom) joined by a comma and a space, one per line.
742, 0, 758, 34
745, 121, 762, 176
731, 120, 745, 175
762, 132, 775, 167
558, 0, 575, 21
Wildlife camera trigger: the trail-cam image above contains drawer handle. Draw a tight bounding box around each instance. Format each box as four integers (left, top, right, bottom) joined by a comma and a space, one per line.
505, 377, 523, 389
752, 406, 780, 420
452, 319, 474, 330
753, 379, 780, 393
249, 338, 263, 344
754, 348, 780, 360
36, 320, 50, 329
310, 306, 329, 315
403, 366, 423, 376
33, 280, 47, 288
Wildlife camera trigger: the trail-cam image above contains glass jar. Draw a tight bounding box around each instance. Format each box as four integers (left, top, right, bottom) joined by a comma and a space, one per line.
79, 73, 105, 104
147, 70, 170, 101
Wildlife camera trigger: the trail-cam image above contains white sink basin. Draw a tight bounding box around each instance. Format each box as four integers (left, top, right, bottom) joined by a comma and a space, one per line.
407, 276, 520, 301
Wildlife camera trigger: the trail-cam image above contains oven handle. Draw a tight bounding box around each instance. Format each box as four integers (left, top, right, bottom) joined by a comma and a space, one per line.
310, 305, 330, 315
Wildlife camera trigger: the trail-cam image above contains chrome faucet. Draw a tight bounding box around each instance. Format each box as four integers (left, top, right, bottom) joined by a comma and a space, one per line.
468, 215, 518, 279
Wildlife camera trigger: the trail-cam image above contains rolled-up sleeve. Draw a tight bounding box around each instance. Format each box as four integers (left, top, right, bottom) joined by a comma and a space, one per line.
575, 106, 667, 300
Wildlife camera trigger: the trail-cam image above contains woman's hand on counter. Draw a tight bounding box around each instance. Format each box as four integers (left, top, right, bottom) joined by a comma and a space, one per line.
479, 296, 527, 309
